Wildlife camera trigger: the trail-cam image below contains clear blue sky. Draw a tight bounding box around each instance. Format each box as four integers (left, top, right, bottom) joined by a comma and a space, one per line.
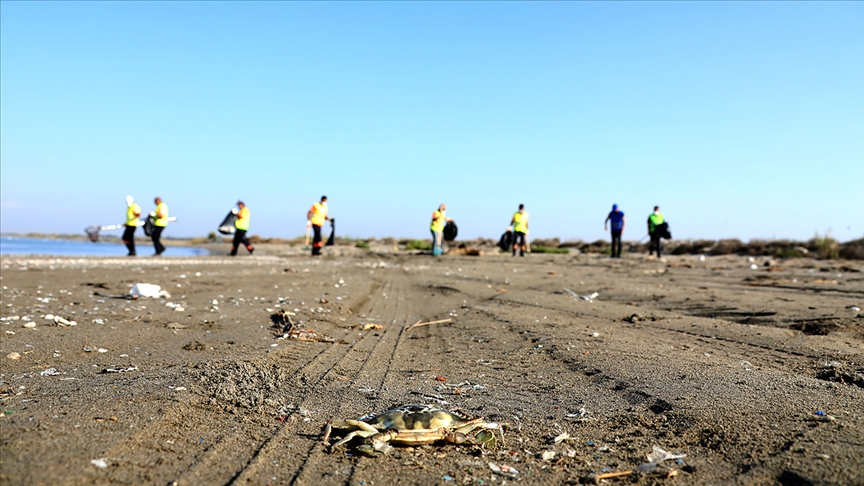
2, 2, 862, 242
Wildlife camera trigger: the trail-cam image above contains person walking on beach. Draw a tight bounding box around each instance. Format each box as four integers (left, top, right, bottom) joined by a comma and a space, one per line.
122, 195, 141, 256
230, 200, 254, 256
509, 204, 529, 256
307, 196, 331, 256
430, 204, 452, 256
647, 205, 664, 258
604, 204, 625, 258
150, 197, 169, 256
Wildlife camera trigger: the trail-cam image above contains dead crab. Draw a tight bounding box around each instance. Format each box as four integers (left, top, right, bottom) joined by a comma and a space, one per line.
324, 404, 504, 455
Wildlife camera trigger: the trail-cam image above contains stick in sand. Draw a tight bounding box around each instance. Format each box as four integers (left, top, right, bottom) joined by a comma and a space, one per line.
406, 318, 452, 331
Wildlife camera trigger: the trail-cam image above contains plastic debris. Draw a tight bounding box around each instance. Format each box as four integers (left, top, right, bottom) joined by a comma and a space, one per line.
90, 458, 109, 468
552, 432, 570, 444
542, 450, 556, 461
809, 411, 836, 422
581, 292, 600, 301
488, 462, 519, 478
129, 283, 170, 299
40, 368, 61, 376
647, 446, 686, 463
101, 366, 139, 374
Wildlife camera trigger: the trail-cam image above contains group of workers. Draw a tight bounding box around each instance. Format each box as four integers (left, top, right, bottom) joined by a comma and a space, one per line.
121, 196, 170, 256
604, 204, 667, 258
119, 195, 667, 258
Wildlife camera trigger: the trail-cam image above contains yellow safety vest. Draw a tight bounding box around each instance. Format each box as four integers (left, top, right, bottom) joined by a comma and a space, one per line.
311, 202, 328, 226
648, 212, 664, 232
155, 202, 169, 227
512, 211, 529, 233
235, 207, 250, 231
431, 210, 446, 232
126, 203, 141, 226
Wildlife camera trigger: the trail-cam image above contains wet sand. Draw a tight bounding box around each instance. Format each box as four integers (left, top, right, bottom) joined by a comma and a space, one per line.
1, 246, 862, 485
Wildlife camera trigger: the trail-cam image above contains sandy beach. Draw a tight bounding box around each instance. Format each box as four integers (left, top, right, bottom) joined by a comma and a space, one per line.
1, 245, 862, 485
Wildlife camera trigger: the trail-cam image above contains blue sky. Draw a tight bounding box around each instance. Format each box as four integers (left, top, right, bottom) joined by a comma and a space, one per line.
2, 2, 862, 242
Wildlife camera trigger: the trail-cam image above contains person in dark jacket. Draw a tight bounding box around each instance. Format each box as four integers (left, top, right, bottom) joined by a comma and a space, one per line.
604, 204, 625, 258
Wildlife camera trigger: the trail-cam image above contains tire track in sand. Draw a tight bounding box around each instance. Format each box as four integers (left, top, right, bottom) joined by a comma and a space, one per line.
229, 271, 417, 485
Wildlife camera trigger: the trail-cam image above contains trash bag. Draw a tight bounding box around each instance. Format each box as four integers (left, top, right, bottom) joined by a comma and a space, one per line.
443, 221, 458, 241
498, 231, 513, 251
218, 211, 237, 235
326, 219, 336, 246
657, 222, 672, 240
143, 215, 156, 237
85, 226, 100, 243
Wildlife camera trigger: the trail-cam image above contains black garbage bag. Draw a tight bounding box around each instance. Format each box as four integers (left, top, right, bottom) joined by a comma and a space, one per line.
657, 222, 672, 240
498, 231, 513, 251
326, 219, 336, 246
218, 211, 237, 235
143, 215, 156, 237
443, 221, 458, 241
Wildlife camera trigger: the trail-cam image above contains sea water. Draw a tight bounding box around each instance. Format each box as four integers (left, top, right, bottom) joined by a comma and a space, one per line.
0, 237, 208, 257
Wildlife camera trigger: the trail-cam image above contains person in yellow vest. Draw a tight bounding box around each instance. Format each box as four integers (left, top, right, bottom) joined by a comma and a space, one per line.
509, 204, 530, 256
307, 195, 331, 256
150, 197, 169, 256
430, 203, 452, 256
230, 200, 254, 256
647, 205, 665, 258
122, 195, 141, 256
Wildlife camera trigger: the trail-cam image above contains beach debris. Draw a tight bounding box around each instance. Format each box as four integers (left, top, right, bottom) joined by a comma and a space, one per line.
52, 315, 76, 326
646, 446, 686, 463
40, 368, 61, 376
409, 391, 449, 405
22, 322, 36, 329
566, 407, 592, 421
355, 323, 385, 331
326, 404, 504, 456
541, 450, 556, 461
90, 458, 109, 469
270, 310, 335, 343
488, 462, 519, 478
584, 470, 634, 484
808, 410, 836, 422
102, 366, 138, 374
551, 432, 571, 444
129, 283, 170, 299
405, 318, 452, 331
564, 288, 599, 302
6, 352, 22, 360
848, 305, 860, 312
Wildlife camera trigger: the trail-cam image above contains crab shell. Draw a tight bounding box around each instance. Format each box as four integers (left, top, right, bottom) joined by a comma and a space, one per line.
328, 404, 501, 451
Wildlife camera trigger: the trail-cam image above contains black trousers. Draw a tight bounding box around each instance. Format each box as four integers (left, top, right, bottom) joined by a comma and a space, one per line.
231, 229, 252, 255
610, 230, 622, 258
512, 231, 526, 254
151, 226, 165, 255
649, 232, 662, 257
122, 225, 137, 255
312, 224, 323, 255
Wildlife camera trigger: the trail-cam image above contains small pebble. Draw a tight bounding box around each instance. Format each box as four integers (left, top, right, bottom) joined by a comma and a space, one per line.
6, 352, 22, 360
23, 322, 36, 329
